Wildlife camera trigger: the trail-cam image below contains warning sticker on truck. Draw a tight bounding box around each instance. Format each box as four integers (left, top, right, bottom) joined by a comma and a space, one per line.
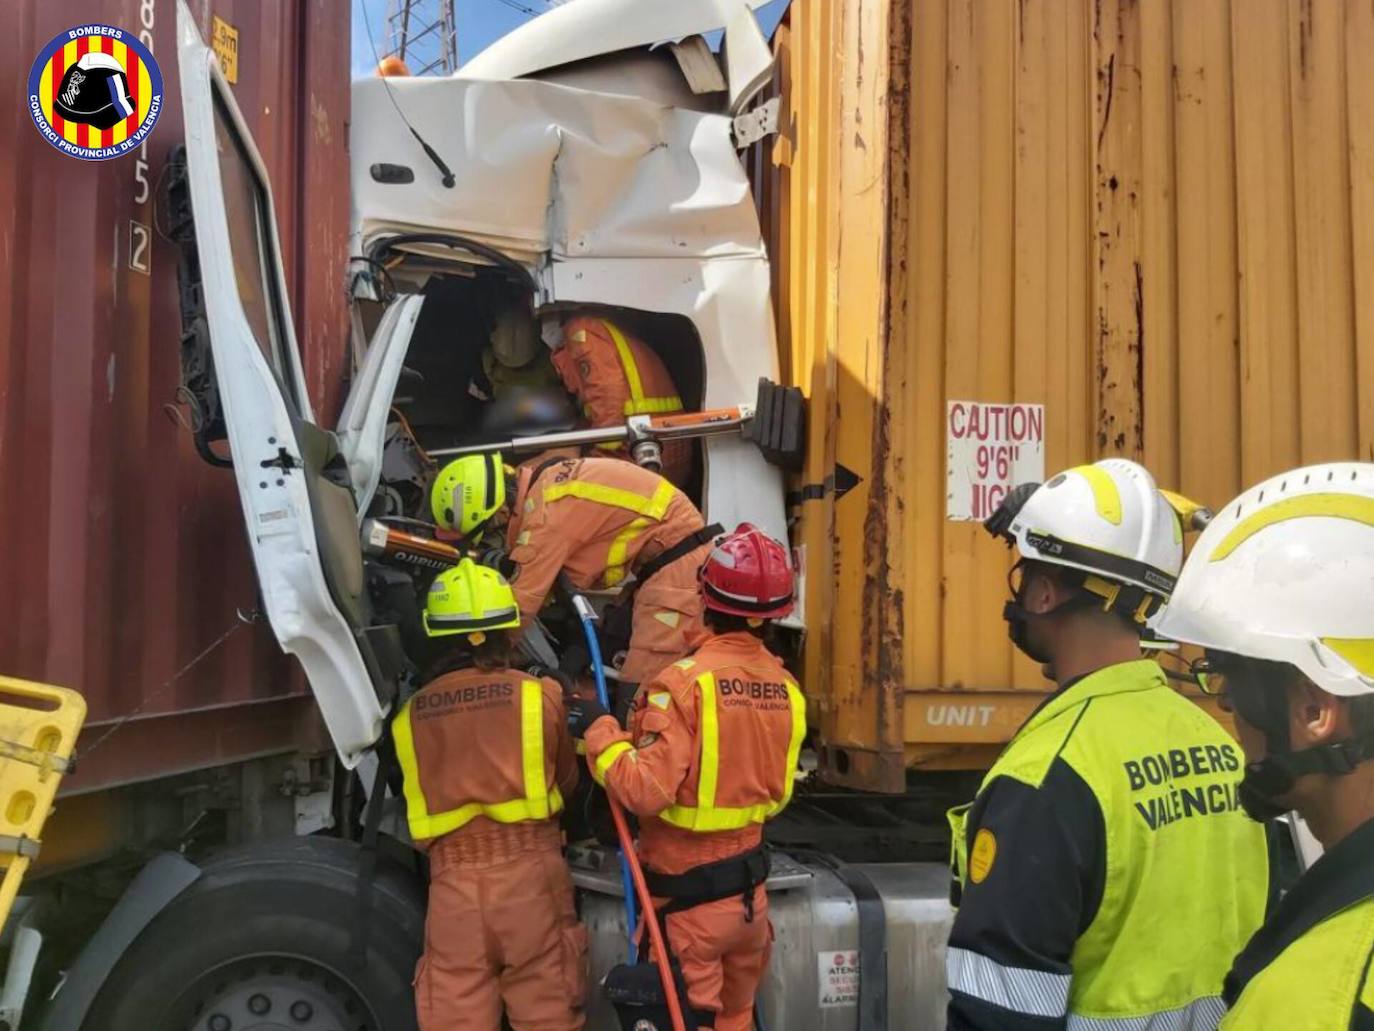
946, 401, 1045, 521
818, 950, 859, 1008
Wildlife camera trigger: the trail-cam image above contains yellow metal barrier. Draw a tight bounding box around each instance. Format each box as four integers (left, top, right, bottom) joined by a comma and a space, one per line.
0, 677, 86, 929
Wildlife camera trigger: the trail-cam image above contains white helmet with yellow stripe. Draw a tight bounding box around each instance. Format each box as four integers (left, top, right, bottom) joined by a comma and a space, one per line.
1155, 462, 1374, 697
987, 458, 1183, 623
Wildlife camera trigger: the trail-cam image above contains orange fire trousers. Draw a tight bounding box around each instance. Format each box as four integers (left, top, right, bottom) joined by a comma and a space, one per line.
656, 885, 771, 1031
415, 831, 587, 1030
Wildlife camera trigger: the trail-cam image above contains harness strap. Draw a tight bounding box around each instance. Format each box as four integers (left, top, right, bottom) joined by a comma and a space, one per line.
599, 524, 724, 658
635, 523, 724, 589
644, 846, 771, 920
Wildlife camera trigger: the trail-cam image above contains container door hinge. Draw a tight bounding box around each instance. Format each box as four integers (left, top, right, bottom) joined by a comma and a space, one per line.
788, 463, 861, 506
733, 97, 780, 149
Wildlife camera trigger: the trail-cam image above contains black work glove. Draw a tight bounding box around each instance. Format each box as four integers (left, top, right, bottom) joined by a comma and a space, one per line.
566, 696, 612, 739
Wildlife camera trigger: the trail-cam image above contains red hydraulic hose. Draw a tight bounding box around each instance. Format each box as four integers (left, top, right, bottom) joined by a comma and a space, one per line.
607, 796, 688, 1031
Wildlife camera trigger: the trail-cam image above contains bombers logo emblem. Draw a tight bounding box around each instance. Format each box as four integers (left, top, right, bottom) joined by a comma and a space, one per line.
28, 24, 162, 161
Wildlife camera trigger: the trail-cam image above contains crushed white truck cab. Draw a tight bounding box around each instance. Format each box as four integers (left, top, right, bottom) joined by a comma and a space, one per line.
174, 0, 789, 767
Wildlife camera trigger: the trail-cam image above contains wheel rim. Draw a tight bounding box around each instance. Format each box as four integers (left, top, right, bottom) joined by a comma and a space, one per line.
172, 955, 381, 1031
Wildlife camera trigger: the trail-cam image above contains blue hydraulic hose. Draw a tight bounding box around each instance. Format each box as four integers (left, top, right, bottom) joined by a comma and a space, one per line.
571, 596, 639, 962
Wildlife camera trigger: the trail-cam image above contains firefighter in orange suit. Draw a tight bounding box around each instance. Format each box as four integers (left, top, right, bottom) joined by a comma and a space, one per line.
572, 525, 805, 1031
548, 314, 693, 486
393, 559, 586, 1031
431, 453, 721, 687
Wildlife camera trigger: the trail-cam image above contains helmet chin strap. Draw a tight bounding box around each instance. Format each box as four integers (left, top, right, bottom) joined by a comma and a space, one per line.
1239, 733, 1374, 821
1227, 673, 1374, 821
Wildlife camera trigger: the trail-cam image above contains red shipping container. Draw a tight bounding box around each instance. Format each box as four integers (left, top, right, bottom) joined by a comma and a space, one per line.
0, 1, 352, 793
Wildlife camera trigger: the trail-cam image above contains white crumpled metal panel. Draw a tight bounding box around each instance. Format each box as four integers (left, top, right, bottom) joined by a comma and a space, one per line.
350, 76, 765, 264
456, 0, 773, 113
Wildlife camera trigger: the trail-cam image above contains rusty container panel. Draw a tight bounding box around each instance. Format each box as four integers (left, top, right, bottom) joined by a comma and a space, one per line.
0, 0, 351, 793
757, 0, 1374, 790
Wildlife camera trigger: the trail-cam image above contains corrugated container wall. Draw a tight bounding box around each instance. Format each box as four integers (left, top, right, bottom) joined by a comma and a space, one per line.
0, 1, 350, 793
754, 0, 1374, 791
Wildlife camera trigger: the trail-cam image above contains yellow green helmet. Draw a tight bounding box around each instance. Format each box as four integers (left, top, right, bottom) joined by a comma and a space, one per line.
423, 559, 521, 640
431, 454, 507, 536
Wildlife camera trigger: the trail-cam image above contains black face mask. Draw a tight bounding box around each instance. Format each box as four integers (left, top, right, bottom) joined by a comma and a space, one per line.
1237, 763, 1295, 822
1236, 744, 1374, 822
1003, 599, 1054, 665
1002, 561, 1099, 667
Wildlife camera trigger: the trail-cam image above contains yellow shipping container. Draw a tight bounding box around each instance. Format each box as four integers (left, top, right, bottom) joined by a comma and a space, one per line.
755, 0, 1374, 792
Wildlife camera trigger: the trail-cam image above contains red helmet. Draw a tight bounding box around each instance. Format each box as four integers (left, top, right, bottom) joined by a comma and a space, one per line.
700, 523, 794, 619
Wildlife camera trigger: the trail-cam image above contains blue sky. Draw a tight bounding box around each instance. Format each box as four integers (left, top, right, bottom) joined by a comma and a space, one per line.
350, 0, 790, 77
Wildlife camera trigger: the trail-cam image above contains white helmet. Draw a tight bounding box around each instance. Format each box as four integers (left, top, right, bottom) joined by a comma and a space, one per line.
1155, 462, 1374, 697
988, 458, 1183, 623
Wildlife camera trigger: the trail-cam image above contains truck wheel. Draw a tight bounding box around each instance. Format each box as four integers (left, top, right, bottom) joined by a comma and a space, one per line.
83, 837, 425, 1031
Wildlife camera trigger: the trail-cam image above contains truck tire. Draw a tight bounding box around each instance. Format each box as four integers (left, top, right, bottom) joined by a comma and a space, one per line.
83, 836, 425, 1031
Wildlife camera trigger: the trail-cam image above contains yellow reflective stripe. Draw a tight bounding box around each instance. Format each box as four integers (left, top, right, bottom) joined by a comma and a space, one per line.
1210, 494, 1374, 562
407, 790, 567, 841
1069, 465, 1123, 525
658, 671, 803, 832
395, 680, 564, 841
593, 740, 635, 786
769, 679, 807, 816
659, 672, 718, 831
605, 516, 651, 587
521, 680, 550, 819
659, 802, 775, 831
1323, 639, 1374, 677
543, 478, 676, 519
623, 395, 684, 416
602, 320, 683, 416
604, 320, 646, 404
545, 478, 676, 587
542, 479, 676, 585
648, 479, 676, 516
392, 701, 432, 839
697, 672, 720, 812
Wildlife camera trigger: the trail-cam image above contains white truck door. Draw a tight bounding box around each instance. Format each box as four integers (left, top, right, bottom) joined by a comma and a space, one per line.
175, 1, 389, 767
336, 295, 425, 516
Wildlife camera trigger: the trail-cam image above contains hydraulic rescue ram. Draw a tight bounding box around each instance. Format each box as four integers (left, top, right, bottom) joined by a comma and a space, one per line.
428, 405, 755, 468
361, 519, 462, 572
428, 376, 806, 473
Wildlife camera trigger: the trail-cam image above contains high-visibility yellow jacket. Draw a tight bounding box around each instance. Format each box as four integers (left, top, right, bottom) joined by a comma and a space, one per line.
946, 660, 1269, 1030
1220, 817, 1374, 1029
